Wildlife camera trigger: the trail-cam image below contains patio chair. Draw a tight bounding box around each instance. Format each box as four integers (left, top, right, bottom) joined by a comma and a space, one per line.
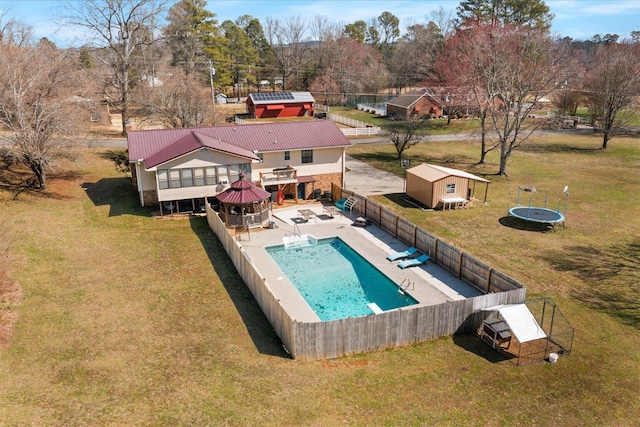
386, 247, 418, 261
398, 254, 430, 269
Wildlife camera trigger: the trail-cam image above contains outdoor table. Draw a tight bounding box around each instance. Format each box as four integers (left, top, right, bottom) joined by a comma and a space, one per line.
297, 209, 315, 222
322, 206, 340, 218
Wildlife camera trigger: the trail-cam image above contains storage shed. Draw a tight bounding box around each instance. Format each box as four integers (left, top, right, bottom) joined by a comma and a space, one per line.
246, 91, 315, 119
405, 163, 490, 209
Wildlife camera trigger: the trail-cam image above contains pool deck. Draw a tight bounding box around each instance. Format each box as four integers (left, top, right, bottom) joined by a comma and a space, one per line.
235, 204, 483, 323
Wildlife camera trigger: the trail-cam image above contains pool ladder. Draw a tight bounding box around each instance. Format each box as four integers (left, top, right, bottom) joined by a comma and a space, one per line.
398, 278, 414, 294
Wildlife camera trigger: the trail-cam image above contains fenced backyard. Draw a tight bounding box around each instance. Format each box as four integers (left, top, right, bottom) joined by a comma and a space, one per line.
205, 186, 526, 360
2, 134, 639, 425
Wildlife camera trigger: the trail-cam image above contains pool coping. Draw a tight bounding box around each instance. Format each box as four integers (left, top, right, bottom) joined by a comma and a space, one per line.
236, 204, 483, 323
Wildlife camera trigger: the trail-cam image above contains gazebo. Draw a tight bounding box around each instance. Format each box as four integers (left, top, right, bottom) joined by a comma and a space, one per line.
215, 172, 271, 229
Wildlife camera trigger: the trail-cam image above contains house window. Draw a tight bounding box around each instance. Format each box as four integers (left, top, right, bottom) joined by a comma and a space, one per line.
301, 149, 313, 164
158, 169, 169, 189
218, 166, 229, 184
284, 151, 290, 161
205, 167, 217, 185
169, 169, 181, 188
181, 168, 194, 187
159, 164, 251, 189
229, 164, 241, 182
446, 183, 456, 194
194, 168, 205, 186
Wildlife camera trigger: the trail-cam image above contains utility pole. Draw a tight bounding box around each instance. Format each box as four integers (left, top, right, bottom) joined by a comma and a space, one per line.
208, 59, 217, 125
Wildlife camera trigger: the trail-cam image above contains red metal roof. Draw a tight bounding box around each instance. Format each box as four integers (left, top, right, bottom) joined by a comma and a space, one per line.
142, 131, 260, 168
215, 174, 271, 204
127, 121, 351, 163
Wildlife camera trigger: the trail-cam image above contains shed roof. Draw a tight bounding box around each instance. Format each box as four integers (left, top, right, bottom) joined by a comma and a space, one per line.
407, 163, 490, 183
127, 120, 350, 164
486, 304, 547, 343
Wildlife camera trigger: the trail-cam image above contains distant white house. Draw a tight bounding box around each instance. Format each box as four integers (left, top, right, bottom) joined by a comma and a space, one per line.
215, 93, 228, 104
141, 74, 163, 87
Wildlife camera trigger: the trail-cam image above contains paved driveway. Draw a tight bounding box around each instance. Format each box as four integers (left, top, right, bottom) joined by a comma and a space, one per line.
344, 155, 404, 196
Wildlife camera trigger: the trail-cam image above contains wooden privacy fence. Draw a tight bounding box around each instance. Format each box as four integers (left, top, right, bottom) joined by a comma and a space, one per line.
206, 192, 526, 360
206, 203, 295, 353
336, 185, 524, 295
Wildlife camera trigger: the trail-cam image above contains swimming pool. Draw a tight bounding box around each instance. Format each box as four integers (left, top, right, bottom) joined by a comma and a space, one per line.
266, 237, 418, 321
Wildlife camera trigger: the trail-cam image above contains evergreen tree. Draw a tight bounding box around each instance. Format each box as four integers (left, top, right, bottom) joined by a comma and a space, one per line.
456, 0, 554, 30
163, 0, 222, 75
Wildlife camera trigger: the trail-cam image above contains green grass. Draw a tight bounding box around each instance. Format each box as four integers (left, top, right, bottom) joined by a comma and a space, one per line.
330, 106, 481, 135
0, 136, 639, 425
574, 107, 640, 126
332, 104, 640, 133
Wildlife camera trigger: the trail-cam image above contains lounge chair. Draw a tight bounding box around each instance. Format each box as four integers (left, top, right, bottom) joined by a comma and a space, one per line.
386, 247, 418, 261
398, 254, 430, 269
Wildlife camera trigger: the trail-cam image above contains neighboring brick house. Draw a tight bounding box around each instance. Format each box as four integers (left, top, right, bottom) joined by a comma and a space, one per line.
386, 88, 443, 119
126, 121, 351, 215
387, 87, 507, 120
246, 91, 315, 119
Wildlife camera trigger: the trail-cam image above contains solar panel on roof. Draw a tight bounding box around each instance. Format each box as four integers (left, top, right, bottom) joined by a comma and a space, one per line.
252, 92, 295, 102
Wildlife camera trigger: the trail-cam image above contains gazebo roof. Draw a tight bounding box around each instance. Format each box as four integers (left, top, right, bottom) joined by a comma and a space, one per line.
215, 173, 271, 204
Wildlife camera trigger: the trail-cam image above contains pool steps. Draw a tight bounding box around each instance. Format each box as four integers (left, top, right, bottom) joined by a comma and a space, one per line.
283, 234, 318, 249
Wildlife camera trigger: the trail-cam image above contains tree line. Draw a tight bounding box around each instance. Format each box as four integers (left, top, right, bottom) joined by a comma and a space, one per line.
0, 0, 639, 189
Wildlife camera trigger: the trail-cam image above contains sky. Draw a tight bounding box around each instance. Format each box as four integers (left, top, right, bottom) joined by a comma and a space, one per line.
1, 0, 639, 47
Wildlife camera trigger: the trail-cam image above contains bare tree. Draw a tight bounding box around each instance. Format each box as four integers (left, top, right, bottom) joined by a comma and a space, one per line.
0, 10, 32, 47
139, 72, 211, 128
309, 36, 388, 104
0, 41, 84, 190
485, 26, 567, 175
388, 21, 441, 92
383, 119, 425, 159
436, 25, 496, 163
265, 16, 311, 90
430, 6, 455, 39
584, 42, 640, 149
438, 23, 567, 175
65, 0, 167, 136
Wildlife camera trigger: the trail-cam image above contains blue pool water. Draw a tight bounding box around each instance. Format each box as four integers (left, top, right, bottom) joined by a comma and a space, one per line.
266, 237, 418, 321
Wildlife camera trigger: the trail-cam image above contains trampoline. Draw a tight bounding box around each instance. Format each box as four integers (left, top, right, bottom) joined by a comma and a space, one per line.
508, 206, 564, 225
507, 186, 568, 229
